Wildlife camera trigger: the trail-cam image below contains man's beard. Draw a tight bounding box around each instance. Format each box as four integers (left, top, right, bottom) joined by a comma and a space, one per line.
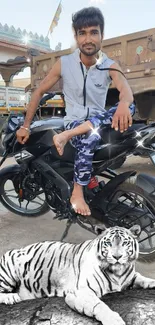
80, 44, 100, 56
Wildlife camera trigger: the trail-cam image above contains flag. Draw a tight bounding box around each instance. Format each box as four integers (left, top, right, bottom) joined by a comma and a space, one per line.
48, 1, 62, 35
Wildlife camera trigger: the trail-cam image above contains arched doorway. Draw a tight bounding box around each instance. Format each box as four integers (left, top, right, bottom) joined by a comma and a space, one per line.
11, 66, 30, 88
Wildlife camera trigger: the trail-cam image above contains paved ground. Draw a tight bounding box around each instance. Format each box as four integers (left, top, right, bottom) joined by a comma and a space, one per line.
0, 155, 155, 278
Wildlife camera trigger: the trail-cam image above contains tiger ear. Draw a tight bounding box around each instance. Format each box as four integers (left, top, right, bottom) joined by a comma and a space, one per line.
129, 225, 141, 237
94, 224, 107, 235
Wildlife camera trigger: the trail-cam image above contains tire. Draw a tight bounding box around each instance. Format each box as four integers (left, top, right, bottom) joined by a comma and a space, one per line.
0, 172, 50, 217
0, 131, 5, 156
107, 182, 155, 262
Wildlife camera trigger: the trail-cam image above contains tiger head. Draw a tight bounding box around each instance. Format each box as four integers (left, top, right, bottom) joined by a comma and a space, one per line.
95, 225, 141, 267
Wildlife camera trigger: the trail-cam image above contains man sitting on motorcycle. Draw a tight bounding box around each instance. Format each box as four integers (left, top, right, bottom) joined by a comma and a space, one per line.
16, 7, 134, 217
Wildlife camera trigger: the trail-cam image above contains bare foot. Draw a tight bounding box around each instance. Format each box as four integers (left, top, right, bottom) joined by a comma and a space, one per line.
53, 131, 69, 156
70, 183, 91, 216
70, 195, 91, 216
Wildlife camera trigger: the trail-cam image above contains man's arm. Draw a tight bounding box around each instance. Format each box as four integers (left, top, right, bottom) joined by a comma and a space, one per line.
16, 59, 61, 144
24, 59, 61, 128
109, 63, 134, 132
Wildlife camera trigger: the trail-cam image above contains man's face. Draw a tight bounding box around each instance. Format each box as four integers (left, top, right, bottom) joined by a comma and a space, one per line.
75, 25, 103, 56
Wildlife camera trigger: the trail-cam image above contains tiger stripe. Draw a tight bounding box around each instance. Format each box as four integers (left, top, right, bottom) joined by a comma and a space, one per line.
58, 244, 68, 268
76, 241, 92, 289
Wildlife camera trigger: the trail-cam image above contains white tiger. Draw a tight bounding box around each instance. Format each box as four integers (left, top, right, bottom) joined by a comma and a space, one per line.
0, 224, 155, 325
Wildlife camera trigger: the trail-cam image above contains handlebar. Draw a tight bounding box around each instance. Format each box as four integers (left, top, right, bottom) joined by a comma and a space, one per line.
39, 92, 64, 106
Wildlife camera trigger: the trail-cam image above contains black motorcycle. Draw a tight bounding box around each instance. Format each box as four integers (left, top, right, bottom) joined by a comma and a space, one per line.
1, 106, 155, 262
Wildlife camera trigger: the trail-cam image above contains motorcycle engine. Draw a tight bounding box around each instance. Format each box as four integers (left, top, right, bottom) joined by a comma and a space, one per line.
20, 172, 42, 200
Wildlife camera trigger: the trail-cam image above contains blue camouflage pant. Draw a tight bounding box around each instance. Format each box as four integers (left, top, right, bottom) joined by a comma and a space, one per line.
66, 103, 135, 186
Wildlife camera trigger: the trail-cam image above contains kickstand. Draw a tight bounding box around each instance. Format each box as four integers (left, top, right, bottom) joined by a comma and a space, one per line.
60, 219, 73, 241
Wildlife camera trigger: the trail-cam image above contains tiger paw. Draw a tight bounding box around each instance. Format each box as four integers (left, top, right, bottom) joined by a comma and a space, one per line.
100, 310, 126, 325
0, 293, 21, 304
110, 311, 126, 325
145, 281, 155, 289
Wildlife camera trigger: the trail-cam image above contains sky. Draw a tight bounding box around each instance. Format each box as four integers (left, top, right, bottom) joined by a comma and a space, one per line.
1, 0, 155, 50
1, 0, 155, 78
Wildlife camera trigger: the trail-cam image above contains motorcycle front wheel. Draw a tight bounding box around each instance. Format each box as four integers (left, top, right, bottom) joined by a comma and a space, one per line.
0, 172, 50, 217
106, 182, 155, 262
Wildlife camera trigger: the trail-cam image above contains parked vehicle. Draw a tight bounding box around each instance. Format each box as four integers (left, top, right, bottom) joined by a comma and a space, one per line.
0, 87, 64, 117
31, 28, 155, 125
0, 109, 155, 262
0, 86, 30, 109
0, 92, 64, 155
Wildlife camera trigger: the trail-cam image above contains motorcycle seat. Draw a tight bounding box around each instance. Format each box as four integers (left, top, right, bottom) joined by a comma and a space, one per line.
49, 122, 146, 162
30, 117, 65, 132
98, 123, 145, 143
30, 117, 145, 140
93, 123, 145, 161
30, 117, 146, 162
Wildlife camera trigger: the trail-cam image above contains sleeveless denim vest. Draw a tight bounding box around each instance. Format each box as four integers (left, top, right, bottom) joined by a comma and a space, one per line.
61, 48, 115, 126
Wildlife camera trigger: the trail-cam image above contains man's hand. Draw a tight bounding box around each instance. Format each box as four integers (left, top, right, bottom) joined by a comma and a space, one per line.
109, 62, 133, 132
111, 102, 132, 132
16, 127, 30, 144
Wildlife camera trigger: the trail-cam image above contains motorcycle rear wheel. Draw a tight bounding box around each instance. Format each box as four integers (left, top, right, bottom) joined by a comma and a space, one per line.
107, 182, 155, 262
0, 173, 50, 217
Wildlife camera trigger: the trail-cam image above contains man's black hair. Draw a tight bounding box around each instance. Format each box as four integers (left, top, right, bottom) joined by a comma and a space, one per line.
72, 7, 104, 35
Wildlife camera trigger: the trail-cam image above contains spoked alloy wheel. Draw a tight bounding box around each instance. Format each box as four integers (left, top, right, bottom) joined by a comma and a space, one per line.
107, 182, 155, 262
0, 174, 49, 217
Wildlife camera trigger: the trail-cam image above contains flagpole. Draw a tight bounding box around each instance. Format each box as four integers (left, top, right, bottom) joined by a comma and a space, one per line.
47, 0, 62, 38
